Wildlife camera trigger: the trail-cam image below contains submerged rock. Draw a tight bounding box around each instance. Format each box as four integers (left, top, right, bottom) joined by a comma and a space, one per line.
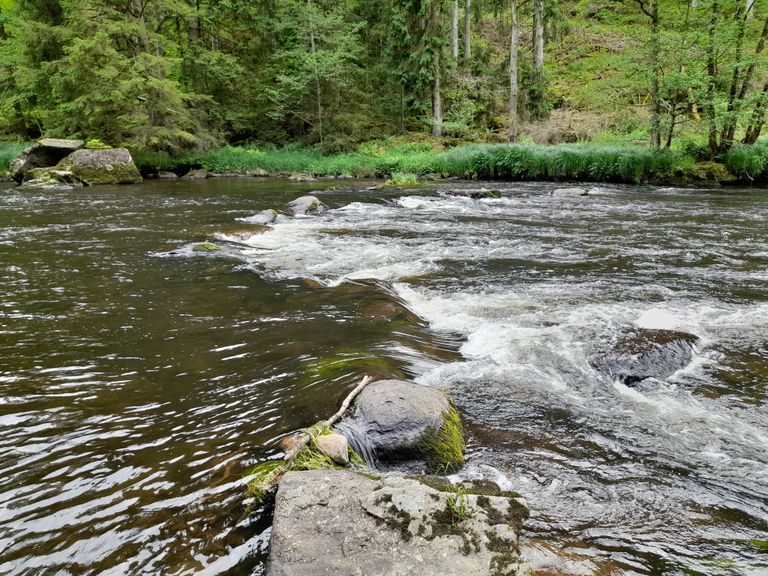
238, 209, 278, 225
58, 148, 142, 185
288, 195, 326, 215
443, 188, 502, 199
267, 470, 530, 576
10, 138, 84, 183
591, 328, 699, 386
550, 187, 589, 197
315, 433, 349, 466
337, 379, 464, 473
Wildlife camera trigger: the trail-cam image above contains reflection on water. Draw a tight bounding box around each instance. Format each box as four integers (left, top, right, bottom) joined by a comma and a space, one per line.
0, 179, 767, 575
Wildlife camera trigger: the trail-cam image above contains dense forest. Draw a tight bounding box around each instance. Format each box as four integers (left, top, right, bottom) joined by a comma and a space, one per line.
1, 0, 768, 159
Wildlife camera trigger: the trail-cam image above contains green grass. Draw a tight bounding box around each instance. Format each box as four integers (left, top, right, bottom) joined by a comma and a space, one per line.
0, 142, 30, 173
722, 142, 768, 181
134, 140, 703, 185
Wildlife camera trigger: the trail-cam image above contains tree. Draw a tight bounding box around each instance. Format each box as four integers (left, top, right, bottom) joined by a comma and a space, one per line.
508, 0, 519, 141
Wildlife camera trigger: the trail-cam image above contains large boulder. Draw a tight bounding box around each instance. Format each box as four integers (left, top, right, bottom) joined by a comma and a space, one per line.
237, 209, 278, 225
57, 148, 142, 185
10, 139, 84, 183
591, 328, 699, 386
267, 470, 531, 576
335, 379, 464, 473
288, 195, 326, 215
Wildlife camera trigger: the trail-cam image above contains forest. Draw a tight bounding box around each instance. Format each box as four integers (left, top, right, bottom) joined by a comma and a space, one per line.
2, 0, 768, 176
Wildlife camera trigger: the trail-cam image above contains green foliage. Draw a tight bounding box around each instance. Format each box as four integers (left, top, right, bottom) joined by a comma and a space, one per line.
383, 172, 421, 187
85, 138, 111, 150
722, 142, 768, 180
0, 141, 28, 171
446, 487, 470, 524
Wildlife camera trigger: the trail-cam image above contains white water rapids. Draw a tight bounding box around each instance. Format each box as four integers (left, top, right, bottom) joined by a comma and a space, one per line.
225, 183, 768, 575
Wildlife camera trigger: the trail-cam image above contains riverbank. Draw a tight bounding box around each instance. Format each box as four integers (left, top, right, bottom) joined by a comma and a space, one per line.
4, 139, 768, 186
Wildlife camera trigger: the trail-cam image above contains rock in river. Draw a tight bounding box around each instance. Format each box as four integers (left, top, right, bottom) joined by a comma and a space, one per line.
336, 379, 464, 473
238, 209, 278, 225
550, 187, 588, 197
591, 328, 700, 386
58, 148, 142, 185
315, 433, 349, 466
10, 138, 84, 183
266, 470, 531, 576
288, 195, 326, 215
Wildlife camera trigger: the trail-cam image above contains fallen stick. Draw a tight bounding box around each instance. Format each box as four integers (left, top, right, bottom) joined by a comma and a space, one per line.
282, 375, 374, 463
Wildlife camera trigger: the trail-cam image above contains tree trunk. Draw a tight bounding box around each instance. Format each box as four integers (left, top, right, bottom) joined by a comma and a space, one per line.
433, 51, 443, 137
650, 0, 661, 149
706, 0, 720, 157
464, 0, 471, 62
508, 0, 519, 142
744, 81, 768, 144
308, 0, 323, 143
721, 5, 747, 151
738, 15, 768, 101
746, 0, 755, 19
533, 0, 544, 83
451, 1, 459, 60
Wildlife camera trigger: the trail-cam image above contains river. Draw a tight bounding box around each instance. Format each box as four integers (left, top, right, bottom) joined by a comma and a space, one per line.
0, 178, 766, 575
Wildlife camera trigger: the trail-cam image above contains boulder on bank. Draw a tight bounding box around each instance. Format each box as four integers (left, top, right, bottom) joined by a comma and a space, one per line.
550, 187, 588, 197
10, 139, 84, 183
336, 379, 464, 473
591, 328, 699, 386
288, 195, 326, 215
266, 470, 531, 576
58, 148, 142, 185
181, 169, 210, 180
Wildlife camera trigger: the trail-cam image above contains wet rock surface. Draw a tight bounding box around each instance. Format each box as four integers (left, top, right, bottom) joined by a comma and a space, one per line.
591, 328, 700, 385
335, 379, 463, 472
288, 195, 326, 215
238, 209, 278, 225
266, 470, 531, 576
551, 187, 589, 197
10, 138, 84, 183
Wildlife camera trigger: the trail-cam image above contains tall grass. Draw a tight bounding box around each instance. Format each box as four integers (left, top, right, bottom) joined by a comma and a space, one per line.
722, 143, 768, 181
0, 142, 30, 173
150, 142, 696, 184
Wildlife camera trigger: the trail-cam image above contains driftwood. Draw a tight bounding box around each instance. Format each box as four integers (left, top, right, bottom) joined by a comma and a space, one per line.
282, 375, 373, 463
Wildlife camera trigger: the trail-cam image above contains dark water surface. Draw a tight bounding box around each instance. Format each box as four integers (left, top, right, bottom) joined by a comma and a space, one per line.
0, 179, 766, 575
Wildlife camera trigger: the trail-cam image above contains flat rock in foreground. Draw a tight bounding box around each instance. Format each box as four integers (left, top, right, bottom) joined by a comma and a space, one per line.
266, 470, 531, 576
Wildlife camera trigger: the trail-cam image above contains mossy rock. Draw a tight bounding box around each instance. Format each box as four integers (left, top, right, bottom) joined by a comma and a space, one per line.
337, 379, 466, 474
694, 161, 738, 184
58, 148, 142, 185
192, 242, 221, 252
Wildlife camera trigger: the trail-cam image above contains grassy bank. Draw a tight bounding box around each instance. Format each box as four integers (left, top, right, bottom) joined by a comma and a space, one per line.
135, 140, 705, 185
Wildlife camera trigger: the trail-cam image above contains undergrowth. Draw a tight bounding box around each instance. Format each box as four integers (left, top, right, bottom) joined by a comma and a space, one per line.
130, 140, 703, 184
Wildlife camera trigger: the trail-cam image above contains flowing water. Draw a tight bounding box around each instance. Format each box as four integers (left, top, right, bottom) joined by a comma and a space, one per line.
0, 178, 766, 576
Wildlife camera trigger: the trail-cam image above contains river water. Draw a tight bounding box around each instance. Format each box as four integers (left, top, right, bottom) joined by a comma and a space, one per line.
0, 178, 766, 575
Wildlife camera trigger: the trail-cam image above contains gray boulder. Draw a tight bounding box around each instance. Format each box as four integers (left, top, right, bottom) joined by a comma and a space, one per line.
335, 379, 464, 473
10, 138, 84, 183
238, 209, 278, 225
551, 187, 588, 197
267, 470, 531, 576
591, 328, 699, 386
288, 195, 326, 215
58, 148, 142, 185
157, 171, 178, 179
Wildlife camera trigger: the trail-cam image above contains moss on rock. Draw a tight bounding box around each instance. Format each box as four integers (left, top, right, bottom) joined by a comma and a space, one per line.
416, 403, 465, 474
